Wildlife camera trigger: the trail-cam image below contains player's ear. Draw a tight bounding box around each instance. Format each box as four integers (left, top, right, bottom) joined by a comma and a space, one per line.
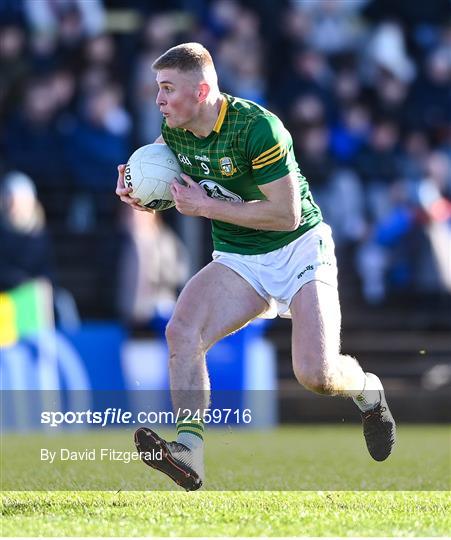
198, 82, 210, 103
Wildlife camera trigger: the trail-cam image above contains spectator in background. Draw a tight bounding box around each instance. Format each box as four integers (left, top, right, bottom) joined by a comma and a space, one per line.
131, 9, 200, 147
140, 11, 190, 52
441, 130, 451, 166
408, 47, 451, 136
132, 45, 166, 146
399, 130, 430, 182
117, 207, 189, 330
4, 77, 67, 189
0, 23, 29, 123
271, 47, 334, 117
268, 4, 310, 84
292, 120, 333, 197
355, 118, 401, 221
0, 171, 54, 291
214, 5, 266, 103
131, 13, 184, 146
28, 26, 60, 74
417, 151, 451, 293
356, 151, 451, 304
63, 83, 131, 230
24, 0, 106, 75
64, 83, 131, 191
362, 22, 416, 129
333, 66, 363, 110
296, 0, 366, 56
330, 101, 371, 164
356, 178, 419, 304
75, 33, 120, 84
365, 22, 416, 87
291, 100, 366, 247
370, 69, 411, 127
24, 0, 105, 40
48, 67, 77, 114
81, 33, 116, 67
132, 45, 165, 146
216, 37, 266, 104
207, 0, 242, 39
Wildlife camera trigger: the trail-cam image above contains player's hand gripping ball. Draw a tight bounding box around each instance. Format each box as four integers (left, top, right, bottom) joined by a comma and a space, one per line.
124, 144, 183, 210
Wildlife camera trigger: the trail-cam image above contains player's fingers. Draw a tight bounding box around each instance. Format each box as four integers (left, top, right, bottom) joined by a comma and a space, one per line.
116, 186, 132, 196
170, 183, 179, 197
119, 193, 141, 206
132, 204, 147, 211
180, 173, 194, 186
116, 164, 127, 191
117, 164, 126, 182
176, 175, 187, 186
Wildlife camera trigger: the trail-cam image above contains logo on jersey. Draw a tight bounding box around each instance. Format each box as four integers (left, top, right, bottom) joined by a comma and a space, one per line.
195, 154, 210, 162
219, 156, 237, 177
199, 180, 242, 202
178, 154, 192, 166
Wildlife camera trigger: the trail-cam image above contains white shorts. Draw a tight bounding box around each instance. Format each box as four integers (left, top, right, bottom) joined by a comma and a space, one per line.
212, 222, 338, 318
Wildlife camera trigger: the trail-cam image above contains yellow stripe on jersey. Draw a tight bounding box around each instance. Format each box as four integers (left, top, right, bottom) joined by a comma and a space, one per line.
213, 97, 228, 133
252, 147, 288, 169
252, 146, 283, 165
252, 142, 282, 164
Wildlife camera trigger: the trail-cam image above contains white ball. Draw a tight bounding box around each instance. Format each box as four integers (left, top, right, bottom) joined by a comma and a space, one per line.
124, 144, 182, 211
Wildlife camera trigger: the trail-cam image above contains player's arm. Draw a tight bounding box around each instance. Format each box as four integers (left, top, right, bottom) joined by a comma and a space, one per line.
174, 172, 300, 231
115, 135, 166, 211
210, 172, 300, 230
171, 116, 302, 231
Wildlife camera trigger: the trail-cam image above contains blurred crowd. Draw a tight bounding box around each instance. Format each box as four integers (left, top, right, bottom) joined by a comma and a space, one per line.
0, 0, 450, 318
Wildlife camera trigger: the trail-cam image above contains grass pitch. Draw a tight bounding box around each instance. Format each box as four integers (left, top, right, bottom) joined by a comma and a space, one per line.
1, 425, 450, 536
2, 490, 449, 537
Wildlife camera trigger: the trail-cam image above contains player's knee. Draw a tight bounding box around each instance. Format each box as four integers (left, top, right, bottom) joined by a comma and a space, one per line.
165, 317, 191, 346
293, 364, 334, 395
165, 317, 205, 354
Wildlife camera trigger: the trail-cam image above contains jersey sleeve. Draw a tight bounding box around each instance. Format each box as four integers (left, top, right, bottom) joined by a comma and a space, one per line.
245, 114, 297, 185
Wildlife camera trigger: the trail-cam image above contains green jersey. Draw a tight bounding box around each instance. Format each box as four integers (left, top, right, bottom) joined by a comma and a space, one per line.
162, 93, 322, 255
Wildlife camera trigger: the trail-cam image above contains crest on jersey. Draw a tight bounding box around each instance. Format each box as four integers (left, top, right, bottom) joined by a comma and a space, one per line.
219, 156, 236, 177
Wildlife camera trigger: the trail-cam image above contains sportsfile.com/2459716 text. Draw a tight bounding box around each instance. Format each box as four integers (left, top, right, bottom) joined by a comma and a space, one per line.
40, 408, 253, 428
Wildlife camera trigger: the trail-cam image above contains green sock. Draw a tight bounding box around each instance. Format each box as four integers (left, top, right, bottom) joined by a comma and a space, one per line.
176, 417, 204, 451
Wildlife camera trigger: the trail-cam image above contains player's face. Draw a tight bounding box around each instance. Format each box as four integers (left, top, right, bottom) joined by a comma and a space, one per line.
155, 69, 200, 129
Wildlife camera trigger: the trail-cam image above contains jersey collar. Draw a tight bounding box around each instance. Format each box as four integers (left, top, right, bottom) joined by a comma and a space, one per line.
212, 96, 228, 133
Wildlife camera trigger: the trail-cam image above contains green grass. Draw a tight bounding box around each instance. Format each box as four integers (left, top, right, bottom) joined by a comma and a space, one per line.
2, 491, 450, 536
1, 426, 450, 536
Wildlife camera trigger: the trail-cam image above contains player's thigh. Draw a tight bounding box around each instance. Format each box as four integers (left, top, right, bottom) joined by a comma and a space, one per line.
290, 280, 341, 375
167, 261, 268, 349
